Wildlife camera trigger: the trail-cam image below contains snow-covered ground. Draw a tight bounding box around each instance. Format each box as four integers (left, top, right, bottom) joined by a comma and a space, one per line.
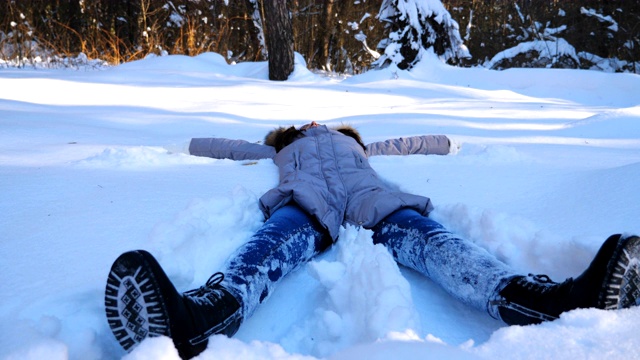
1, 52, 639, 360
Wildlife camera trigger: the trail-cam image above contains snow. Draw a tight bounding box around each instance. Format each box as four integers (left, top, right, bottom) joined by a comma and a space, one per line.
484, 38, 580, 69
580, 7, 619, 32
1, 51, 640, 360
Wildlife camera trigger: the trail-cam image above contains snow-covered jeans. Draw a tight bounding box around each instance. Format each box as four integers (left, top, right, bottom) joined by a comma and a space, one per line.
220, 204, 332, 319
371, 208, 517, 320
220, 205, 516, 321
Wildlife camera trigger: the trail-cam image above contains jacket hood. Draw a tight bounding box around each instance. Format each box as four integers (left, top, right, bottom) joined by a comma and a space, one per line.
264, 124, 366, 152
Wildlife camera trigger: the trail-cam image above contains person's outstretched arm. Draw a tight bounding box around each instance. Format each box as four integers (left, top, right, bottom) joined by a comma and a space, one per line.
366, 135, 453, 157
189, 138, 276, 160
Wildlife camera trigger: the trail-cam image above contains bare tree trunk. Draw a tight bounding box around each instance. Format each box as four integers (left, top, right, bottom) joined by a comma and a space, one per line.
262, 0, 294, 80
316, 0, 334, 71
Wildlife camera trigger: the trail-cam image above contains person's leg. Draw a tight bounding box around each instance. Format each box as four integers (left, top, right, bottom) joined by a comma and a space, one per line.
105, 204, 331, 358
371, 208, 640, 326
220, 203, 332, 318
371, 208, 517, 319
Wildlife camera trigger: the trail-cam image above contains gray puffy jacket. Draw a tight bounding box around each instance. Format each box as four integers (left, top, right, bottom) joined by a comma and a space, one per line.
189, 125, 450, 240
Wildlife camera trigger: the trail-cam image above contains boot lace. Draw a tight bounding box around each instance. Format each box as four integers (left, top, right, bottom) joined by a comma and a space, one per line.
490, 273, 571, 323
516, 273, 567, 296
184, 272, 226, 301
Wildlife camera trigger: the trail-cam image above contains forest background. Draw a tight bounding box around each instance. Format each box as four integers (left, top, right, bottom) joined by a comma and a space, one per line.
1, 0, 638, 74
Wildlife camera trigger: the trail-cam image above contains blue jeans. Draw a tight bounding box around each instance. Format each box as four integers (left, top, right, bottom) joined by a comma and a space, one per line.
371, 208, 516, 319
221, 205, 331, 318
221, 205, 516, 320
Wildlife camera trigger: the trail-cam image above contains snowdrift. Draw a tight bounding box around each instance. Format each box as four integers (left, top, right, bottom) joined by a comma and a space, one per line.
1, 52, 639, 359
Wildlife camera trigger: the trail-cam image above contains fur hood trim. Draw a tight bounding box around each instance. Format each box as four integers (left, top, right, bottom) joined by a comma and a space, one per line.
333, 125, 365, 150
264, 126, 291, 148
264, 124, 365, 152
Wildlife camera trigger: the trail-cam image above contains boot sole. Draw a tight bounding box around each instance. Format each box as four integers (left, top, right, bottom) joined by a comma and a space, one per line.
105, 251, 171, 351
602, 236, 640, 310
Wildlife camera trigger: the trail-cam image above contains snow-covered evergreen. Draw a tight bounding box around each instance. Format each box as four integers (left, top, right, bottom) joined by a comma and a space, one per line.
375, 0, 470, 69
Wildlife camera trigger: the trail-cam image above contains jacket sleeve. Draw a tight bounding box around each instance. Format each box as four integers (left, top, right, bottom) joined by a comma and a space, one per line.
189, 138, 276, 160
366, 135, 451, 157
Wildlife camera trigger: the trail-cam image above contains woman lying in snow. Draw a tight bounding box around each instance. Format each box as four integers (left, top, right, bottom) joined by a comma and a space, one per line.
105, 122, 640, 359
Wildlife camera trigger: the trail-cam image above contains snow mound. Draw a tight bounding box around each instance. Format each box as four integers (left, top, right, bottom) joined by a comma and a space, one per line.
2, 50, 640, 360
123, 336, 179, 360
475, 308, 640, 359
286, 226, 420, 357
331, 332, 478, 360
148, 188, 264, 289
204, 336, 316, 360
431, 204, 593, 279
119, 52, 229, 74
75, 146, 213, 169
562, 107, 640, 139
115, 51, 320, 83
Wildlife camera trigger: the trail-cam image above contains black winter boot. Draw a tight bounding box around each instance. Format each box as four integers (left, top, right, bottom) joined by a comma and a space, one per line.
493, 234, 640, 326
105, 250, 242, 359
